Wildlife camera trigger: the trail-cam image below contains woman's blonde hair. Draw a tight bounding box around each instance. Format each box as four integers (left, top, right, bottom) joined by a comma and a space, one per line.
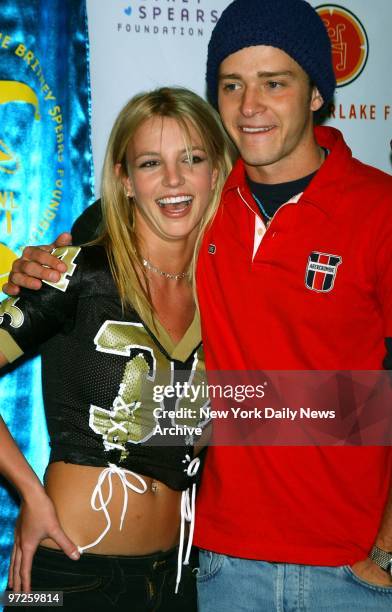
98, 86, 234, 318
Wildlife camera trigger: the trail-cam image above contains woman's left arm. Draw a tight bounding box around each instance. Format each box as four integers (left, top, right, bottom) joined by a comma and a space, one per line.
0, 247, 85, 590
0, 412, 80, 593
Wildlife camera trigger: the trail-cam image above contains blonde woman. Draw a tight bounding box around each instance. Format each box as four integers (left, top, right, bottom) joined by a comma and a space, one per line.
0, 87, 233, 611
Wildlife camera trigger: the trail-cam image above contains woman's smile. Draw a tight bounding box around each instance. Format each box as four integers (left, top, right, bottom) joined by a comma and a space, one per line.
123, 115, 218, 243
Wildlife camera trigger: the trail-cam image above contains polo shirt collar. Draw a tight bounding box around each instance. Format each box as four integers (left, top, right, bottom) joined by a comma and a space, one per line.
303, 126, 352, 215
222, 126, 352, 218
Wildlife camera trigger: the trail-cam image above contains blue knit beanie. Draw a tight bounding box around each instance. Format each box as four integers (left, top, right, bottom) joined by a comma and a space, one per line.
207, 0, 335, 108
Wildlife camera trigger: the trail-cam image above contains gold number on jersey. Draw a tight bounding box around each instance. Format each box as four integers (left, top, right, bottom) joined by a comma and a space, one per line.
90, 320, 208, 454
42, 246, 81, 292
0, 297, 24, 328
90, 321, 171, 451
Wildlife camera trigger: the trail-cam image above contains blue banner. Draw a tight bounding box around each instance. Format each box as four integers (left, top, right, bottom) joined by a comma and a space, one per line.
0, 0, 94, 595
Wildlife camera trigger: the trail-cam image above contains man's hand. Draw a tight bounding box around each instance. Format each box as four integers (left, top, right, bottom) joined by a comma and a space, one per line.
2, 232, 72, 296
8, 490, 79, 593
351, 558, 392, 587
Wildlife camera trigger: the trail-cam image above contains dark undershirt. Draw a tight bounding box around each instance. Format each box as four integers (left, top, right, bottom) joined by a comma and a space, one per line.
247, 170, 317, 220
247, 148, 330, 220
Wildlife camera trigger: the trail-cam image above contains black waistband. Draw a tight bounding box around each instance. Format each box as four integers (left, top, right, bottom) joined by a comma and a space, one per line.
36, 545, 179, 574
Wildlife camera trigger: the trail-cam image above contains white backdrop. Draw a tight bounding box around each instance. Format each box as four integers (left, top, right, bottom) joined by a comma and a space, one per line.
86, 0, 391, 194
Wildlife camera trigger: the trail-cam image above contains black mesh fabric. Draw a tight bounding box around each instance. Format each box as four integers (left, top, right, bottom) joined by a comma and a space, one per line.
1, 245, 206, 491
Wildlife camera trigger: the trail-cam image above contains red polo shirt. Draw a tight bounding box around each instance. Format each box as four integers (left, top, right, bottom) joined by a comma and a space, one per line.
195, 127, 392, 565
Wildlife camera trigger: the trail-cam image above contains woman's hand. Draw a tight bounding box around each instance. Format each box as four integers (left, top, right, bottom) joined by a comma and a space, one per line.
8, 490, 80, 593
2, 233, 72, 296
0, 419, 79, 592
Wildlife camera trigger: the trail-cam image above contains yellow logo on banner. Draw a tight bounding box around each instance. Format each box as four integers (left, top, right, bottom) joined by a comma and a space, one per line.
0, 79, 43, 285
0, 80, 41, 174
0, 243, 17, 280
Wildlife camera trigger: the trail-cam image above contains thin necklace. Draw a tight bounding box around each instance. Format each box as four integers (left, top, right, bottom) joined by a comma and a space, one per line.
252, 194, 272, 220
252, 151, 328, 221
142, 258, 189, 280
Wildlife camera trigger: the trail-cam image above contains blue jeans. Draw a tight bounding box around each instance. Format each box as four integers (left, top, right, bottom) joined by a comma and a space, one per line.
196, 550, 392, 611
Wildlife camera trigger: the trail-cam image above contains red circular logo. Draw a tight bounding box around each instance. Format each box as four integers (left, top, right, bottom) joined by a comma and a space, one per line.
316, 4, 369, 87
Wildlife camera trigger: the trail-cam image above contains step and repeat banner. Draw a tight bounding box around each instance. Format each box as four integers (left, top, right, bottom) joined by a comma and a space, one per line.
87, 0, 392, 190
0, 0, 93, 597
0, 0, 391, 597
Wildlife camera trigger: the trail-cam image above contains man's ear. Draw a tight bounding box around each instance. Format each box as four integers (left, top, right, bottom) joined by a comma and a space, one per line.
114, 162, 134, 197
310, 86, 324, 112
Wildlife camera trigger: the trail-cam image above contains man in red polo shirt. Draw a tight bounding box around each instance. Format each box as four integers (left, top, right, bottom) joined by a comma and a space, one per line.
193, 0, 392, 609
5, 0, 392, 609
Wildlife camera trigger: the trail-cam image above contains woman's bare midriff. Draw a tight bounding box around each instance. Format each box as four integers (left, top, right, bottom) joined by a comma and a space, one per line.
40, 462, 181, 555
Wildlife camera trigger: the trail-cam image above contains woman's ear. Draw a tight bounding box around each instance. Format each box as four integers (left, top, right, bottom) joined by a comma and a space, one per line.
310, 87, 324, 112
211, 167, 219, 191
115, 162, 134, 197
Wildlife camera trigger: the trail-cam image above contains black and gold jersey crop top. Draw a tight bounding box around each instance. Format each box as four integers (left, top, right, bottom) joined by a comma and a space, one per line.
0, 245, 208, 491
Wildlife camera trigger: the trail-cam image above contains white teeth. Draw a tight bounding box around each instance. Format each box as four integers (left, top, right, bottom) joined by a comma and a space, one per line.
241, 126, 274, 133
157, 195, 193, 207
